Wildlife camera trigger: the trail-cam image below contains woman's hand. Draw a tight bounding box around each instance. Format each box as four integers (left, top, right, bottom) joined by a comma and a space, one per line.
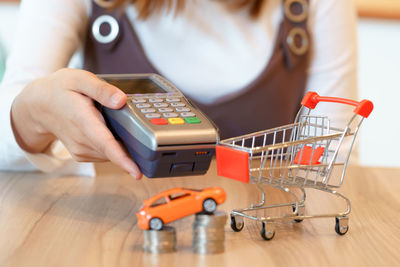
11, 68, 142, 179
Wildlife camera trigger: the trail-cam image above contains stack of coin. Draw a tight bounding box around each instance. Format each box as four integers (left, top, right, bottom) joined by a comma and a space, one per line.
142, 226, 176, 253
192, 211, 227, 254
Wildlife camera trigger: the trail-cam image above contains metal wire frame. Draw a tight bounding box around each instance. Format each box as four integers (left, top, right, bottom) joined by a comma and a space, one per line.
220, 105, 365, 238
220, 106, 364, 189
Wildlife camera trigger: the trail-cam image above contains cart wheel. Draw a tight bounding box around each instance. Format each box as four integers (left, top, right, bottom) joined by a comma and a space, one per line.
335, 216, 349, 235
292, 205, 304, 223
260, 222, 275, 241
230, 215, 244, 232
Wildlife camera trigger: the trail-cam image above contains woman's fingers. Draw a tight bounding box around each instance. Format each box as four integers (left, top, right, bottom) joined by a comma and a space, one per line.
80, 114, 142, 179
18, 68, 142, 177
60, 121, 142, 179
59, 137, 108, 162
103, 138, 143, 179
56, 68, 127, 109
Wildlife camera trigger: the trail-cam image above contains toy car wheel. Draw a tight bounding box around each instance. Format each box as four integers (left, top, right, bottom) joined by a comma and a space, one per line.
149, 217, 164, 231
202, 198, 217, 213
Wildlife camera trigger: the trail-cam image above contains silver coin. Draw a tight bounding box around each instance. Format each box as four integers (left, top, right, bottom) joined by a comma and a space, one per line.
143, 226, 176, 253
192, 211, 227, 254
193, 232, 225, 241
194, 211, 227, 226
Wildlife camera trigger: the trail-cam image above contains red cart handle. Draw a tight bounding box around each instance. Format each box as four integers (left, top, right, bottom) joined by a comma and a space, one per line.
301, 92, 374, 118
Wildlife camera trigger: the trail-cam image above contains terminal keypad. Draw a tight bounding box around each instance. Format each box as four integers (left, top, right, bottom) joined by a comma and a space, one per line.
131, 95, 201, 125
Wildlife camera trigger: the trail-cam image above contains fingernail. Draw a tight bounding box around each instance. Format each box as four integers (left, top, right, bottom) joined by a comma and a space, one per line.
111, 93, 124, 107
130, 172, 141, 180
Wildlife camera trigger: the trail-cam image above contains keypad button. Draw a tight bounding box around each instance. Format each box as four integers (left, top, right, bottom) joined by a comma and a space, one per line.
175, 107, 190, 112
168, 118, 185, 124
166, 98, 180, 102
158, 108, 174, 113
141, 108, 156, 113
185, 117, 201, 124
132, 98, 146, 103
170, 102, 185, 107
145, 113, 161, 119
180, 112, 196, 117
150, 118, 168, 125
153, 103, 168, 108
149, 98, 163, 103
163, 113, 178, 118
166, 93, 179, 97
136, 103, 151, 108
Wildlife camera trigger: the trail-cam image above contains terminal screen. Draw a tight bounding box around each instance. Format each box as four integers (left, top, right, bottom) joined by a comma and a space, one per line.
104, 77, 167, 94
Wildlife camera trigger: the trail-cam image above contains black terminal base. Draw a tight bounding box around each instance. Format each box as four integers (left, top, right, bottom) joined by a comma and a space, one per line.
104, 114, 214, 178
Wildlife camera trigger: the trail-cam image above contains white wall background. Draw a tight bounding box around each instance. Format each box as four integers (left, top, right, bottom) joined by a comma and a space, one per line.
358, 19, 400, 167
0, 3, 19, 54
0, 3, 398, 167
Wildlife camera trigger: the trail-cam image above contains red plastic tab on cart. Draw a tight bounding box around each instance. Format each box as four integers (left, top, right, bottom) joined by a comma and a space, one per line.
294, 146, 325, 165
216, 145, 249, 183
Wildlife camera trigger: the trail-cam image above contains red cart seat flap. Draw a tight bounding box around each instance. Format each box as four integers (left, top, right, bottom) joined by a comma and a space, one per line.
216, 145, 250, 183
294, 146, 325, 165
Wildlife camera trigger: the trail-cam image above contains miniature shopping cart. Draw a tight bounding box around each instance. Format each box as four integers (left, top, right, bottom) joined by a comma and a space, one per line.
216, 92, 373, 240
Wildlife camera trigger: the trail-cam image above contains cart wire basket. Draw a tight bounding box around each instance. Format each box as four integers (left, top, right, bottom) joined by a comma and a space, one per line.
216, 92, 373, 240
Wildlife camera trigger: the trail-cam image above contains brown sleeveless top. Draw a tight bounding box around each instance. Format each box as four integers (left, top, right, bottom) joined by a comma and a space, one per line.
84, 0, 311, 139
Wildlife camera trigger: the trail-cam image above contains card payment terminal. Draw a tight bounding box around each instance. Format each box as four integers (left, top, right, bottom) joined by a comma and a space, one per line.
98, 74, 219, 178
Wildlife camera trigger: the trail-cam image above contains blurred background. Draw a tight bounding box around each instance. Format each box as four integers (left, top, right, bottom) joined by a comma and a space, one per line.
0, 0, 399, 167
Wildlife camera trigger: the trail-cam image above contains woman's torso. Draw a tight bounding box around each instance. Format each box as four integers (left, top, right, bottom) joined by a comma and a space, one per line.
84, 0, 310, 138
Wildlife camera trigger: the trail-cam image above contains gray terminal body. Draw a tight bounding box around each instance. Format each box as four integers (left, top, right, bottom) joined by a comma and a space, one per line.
98, 74, 219, 178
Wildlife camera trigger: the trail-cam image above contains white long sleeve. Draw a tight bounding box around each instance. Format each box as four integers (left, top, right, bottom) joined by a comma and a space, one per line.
0, 0, 358, 174
0, 0, 94, 176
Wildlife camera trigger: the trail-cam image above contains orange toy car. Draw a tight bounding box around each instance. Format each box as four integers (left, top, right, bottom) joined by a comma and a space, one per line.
136, 187, 226, 230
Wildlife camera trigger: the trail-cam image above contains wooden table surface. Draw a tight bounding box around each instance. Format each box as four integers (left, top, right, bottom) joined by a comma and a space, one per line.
0, 161, 399, 267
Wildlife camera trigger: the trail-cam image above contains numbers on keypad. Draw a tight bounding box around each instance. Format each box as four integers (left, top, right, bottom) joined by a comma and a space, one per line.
170, 102, 185, 107
141, 108, 156, 113
180, 112, 196, 117
158, 108, 174, 113
136, 103, 151, 108
131, 96, 200, 124
153, 103, 168, 108
149, 98, 163, 103
163, 113, 179, 118
132, 98, 146, 104
145, 113, 161, 119
175, 107, 190, 112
